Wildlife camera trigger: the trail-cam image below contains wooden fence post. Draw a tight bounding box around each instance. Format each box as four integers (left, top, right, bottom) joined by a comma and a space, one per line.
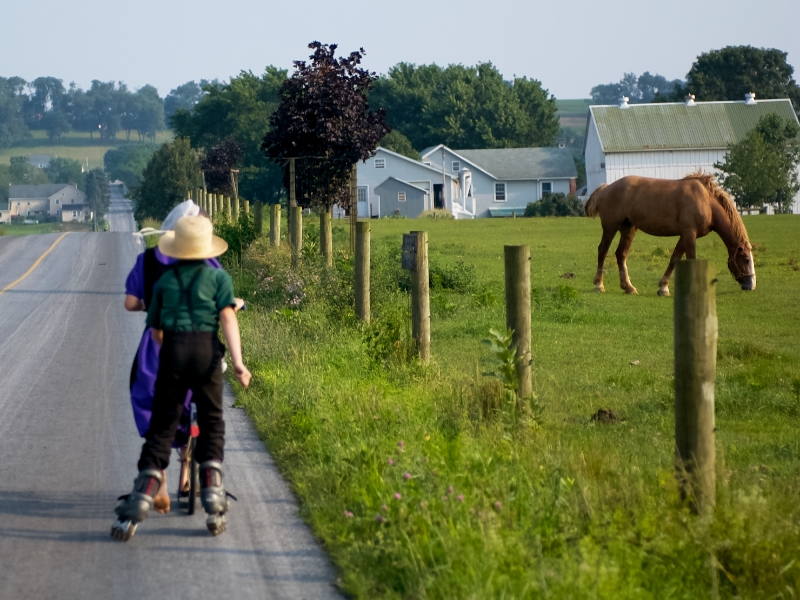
243, 200, 250, 215
504, 245, 532, 400
233, 196, 240, 220
288, 158, 296, 232
355, 221, 370, 323
290, 205, 302, 268
674, 259, 717, 514
409, 231, 430, 362
254, 202, 263, 236
350, 164, 357, 254
270, 204, 281, 247
320, 206, 333, 267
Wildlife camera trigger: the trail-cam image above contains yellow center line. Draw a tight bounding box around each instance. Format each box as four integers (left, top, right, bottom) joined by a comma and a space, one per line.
0, 233, 70, 297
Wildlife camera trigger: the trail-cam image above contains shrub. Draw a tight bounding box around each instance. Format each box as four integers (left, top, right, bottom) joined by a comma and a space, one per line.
419, 209, 454, 219
524, 192, 584, 217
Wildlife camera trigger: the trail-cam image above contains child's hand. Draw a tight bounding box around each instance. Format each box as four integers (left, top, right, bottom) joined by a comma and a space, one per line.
234, 298, 245, 312
235, 363, 251, 388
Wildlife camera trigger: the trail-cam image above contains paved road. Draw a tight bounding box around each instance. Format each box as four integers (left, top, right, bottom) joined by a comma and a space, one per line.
0, 198, 341, 599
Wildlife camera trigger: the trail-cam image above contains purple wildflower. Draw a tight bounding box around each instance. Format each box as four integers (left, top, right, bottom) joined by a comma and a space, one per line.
403, 472, 412, 481
457, 494, 464, 502
375, 515, 387, 523
394, 493, 402, 501
494, 501, 502, 511
447, 485, 454, 495
387, 458, 396, 466
343, 510, 353, 518
381, 504, 389, 512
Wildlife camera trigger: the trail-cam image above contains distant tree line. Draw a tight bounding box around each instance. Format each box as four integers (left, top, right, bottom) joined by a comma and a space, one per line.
0, 76, 221, 150
589, 46, 800, 111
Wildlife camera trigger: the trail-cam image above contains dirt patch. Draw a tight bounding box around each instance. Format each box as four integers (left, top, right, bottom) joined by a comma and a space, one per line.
590, 408, 621, 424
560, 272, 575, 279
789, 257, 799, 271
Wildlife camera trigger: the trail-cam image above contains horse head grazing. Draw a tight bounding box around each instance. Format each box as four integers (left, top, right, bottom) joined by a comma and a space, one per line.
686, 172, 756, 291
728, 243, 756, 290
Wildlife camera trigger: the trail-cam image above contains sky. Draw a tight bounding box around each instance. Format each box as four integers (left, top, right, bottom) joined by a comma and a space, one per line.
2, 0, 799, 99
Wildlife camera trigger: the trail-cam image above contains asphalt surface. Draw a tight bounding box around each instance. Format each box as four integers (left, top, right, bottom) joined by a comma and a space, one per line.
0, 195, 342, 599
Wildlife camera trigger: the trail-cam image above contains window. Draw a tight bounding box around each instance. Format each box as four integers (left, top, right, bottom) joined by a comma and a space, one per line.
397, 192, 406, 202
56, 199, 60, 204
73, 211, 77, 217
452, 161, 460, 172
541, 181, 553, 195
423, 161, 432, 166
375, 158, 385, 169
494, 183, 507, 202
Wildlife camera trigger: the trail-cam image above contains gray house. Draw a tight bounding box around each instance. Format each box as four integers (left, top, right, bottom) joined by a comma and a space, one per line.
374, 178, 428, 218
356, 145, 577, 219
354, 147, 456, 218
421, 146, 578, 218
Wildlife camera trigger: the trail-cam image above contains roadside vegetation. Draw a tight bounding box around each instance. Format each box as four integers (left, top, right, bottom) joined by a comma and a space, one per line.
0, 221, 92, 236
223, 215, 800, 597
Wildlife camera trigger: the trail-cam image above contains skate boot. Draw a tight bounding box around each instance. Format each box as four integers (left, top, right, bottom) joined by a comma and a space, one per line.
199, 461, 230, 536
110, 468, 163, 542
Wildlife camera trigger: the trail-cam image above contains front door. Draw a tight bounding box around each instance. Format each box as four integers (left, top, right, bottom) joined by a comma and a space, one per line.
433, 184, 444, 209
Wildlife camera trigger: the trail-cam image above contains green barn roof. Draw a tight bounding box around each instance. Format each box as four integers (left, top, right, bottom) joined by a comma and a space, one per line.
589, 99, 799, 153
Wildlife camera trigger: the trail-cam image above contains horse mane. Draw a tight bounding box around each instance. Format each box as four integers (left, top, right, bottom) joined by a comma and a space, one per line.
682, 171, 750, 247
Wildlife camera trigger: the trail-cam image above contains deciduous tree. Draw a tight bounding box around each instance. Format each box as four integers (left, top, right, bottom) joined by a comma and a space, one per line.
715, 114, 800, 213
46, 157, 85, 190
133, 138, 202, 221
262, 42, 389, 212
85, 168, 111, 224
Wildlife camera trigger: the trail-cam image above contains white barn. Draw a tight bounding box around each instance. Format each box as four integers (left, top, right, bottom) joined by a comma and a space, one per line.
584, 95, 800, 213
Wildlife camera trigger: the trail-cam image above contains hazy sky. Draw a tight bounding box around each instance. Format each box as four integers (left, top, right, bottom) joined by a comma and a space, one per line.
3, 0, 798, 99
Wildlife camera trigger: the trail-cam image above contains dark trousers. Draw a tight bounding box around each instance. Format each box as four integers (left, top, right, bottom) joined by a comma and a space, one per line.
138, 331, 225, 471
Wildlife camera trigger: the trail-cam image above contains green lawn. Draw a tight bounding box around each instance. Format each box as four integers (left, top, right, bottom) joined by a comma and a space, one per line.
0, 130, 173, 169
0, 221, 93, 236
227, 214, 800, 598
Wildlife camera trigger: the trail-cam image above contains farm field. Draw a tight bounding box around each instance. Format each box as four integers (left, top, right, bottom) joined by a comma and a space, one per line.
555, 98, 591, 132
0, 130, 172, 169
228, 214, 800, 598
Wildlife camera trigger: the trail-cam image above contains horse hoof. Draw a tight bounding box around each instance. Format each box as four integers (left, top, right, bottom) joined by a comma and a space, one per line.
593, 285, 605, 293
625, 288, 638, 295
658, 288, 670, 297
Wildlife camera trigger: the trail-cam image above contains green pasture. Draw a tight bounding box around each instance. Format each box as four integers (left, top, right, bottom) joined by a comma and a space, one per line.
0, 130, 172, 169
0, 221, 92, 236
228, 214, 800, 598
555, 98, 592, 116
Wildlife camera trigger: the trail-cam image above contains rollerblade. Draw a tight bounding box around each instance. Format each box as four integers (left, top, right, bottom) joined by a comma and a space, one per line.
199, 461, 230, 536
110, 469, 163, 542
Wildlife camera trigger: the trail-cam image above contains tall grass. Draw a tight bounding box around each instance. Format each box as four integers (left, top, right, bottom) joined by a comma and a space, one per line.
229, 216, 800, 597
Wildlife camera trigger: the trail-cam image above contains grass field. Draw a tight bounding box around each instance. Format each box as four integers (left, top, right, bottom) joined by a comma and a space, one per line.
0, 221, 92, 236
0, 130, 173, 169
226, 214, 800, 598
555, 99, 592, 117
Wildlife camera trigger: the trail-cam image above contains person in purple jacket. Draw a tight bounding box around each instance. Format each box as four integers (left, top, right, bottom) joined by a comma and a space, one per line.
124, 200, 242, 513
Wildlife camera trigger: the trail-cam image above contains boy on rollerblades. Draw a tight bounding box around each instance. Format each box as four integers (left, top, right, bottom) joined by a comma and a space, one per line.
112, 214, 251, 541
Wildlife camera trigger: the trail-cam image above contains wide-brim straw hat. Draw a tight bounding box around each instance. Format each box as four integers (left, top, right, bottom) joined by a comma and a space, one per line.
158, 215, 228, 259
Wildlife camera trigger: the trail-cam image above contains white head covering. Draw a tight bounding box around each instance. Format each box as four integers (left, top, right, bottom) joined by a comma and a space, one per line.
161, 200, 200, 232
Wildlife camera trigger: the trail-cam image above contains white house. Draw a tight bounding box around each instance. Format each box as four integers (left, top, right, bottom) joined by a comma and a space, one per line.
355, 145, 578, 219
8, 183, 88, 221
584, 94, 800, 213
0, 202, 10, 224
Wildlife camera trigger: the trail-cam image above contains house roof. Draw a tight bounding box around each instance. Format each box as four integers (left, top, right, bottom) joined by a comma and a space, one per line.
588, 98, 800, 153
9, 184, 77, 200
374, 177, 428, 194
373, 147, 455, 179
452, 147, 578, 180
0, 202, 9, 211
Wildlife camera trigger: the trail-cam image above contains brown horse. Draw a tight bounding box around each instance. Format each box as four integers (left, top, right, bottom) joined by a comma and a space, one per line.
584, 173, 755, 296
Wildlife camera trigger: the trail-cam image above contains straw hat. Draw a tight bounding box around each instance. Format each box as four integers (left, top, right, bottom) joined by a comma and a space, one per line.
158, 215, 228, 259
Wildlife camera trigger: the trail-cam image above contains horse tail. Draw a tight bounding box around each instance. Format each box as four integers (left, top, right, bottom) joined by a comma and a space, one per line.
584, 184, 607, 218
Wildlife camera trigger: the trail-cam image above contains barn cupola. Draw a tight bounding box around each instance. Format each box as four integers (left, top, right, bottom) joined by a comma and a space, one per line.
745, 92, 756, 105
685, 94, 696, 106
618, 96, 630, 109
